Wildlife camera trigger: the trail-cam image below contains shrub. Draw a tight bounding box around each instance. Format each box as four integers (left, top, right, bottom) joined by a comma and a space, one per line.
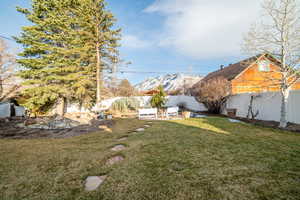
111, 97, 140, 112
194, 77, 231, 114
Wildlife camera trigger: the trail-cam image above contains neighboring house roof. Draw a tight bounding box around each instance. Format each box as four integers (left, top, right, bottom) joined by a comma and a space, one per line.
201, 53, 284, 83
202, 55, 262, 82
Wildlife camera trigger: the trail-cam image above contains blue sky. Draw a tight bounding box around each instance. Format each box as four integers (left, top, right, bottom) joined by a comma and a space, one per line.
0, 0, 262, 84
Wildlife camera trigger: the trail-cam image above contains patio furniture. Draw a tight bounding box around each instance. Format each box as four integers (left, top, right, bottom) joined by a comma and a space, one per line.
138, 108, 158, 119
166, 107, 179, 118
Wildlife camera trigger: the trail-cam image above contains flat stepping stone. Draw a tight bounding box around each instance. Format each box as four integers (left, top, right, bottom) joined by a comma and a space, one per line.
147, 122, 153, 124
136, 128, 145, 132
118, 137, 127, 141
85, 175, 107, 191
228, 118, 243, 123
111, 144, 126, 151
106, 155, 124, 165
144, 125, 151, 128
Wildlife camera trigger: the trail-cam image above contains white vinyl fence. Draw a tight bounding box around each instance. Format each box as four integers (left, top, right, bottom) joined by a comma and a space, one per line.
223, 90, 300, 124
165, 95, 206, 111
66, 95, 207, 113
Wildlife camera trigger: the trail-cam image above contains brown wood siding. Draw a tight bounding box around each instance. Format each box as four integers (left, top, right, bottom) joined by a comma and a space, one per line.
231, 56, 300, 94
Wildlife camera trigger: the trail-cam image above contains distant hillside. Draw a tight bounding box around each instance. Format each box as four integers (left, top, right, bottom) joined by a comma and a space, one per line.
135, 73, 203, 93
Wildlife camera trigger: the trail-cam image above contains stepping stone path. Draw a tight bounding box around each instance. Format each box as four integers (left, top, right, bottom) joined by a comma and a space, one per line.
111, 144, 126, 151
85, 175, 107, 191
84, 122, 154, 191
106, 155, 125, 165
118, 137, 127, 141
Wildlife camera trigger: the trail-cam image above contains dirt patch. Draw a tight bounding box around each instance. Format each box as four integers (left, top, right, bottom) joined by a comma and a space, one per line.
236, 117, 300, 132
0, 117, 115, 139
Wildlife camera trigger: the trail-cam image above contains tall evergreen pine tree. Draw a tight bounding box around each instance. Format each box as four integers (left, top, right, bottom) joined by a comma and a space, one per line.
71, 0, 120, 103
15, 0, 120, 114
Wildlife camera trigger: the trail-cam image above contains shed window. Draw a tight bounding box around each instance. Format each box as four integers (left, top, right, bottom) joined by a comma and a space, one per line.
258, 60, 270, 72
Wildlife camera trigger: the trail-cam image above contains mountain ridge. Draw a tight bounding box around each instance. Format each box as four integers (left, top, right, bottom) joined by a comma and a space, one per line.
135, 73, 203, 92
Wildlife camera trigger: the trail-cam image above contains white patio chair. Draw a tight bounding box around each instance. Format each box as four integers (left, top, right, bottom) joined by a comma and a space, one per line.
166, 107, 179, 118
138, 108, 158, 119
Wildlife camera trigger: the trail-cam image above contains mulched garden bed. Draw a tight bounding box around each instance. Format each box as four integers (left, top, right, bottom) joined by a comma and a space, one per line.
0, 117, 114, 139
198, 111, 300, 133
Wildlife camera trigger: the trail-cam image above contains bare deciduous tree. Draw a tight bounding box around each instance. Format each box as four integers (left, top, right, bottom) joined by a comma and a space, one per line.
0, 39, 15, 100
116, 79, 135, 97
243, 0, 300, 128
194, 77, 231, 114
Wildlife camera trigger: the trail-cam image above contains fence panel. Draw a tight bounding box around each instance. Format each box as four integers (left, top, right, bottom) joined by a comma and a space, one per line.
224, 90, 300, 124
66, 95, 207, 113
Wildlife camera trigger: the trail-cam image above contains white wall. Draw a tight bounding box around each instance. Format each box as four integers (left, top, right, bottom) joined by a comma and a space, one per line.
224, 90, 300, 124
66, 95, 207, 113
165, 95, 207, 111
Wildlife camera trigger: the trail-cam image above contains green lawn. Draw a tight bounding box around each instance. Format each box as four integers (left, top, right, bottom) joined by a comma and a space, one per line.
1, 117, 300, 200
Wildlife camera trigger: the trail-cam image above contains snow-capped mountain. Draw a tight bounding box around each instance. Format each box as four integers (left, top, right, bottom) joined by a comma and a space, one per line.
135, 73, 203, 92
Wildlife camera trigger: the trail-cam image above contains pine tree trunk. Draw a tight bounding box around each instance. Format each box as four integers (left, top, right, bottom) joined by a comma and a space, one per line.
57, 97, 67, 116
96, 41, 101, 104
279, 87, 289, 128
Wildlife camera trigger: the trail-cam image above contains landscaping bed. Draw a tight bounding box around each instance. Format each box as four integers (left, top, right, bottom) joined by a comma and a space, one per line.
0, 117, 114, 139
198, 112, 300, 133
234, 117, 300, 132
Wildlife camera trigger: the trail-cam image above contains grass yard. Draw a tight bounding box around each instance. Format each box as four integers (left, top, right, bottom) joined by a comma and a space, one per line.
0, 117, 300, 200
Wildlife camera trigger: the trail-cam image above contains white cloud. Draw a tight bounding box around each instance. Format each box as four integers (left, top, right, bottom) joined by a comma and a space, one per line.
121, 34, 151, 49
145, 0, 262, 59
